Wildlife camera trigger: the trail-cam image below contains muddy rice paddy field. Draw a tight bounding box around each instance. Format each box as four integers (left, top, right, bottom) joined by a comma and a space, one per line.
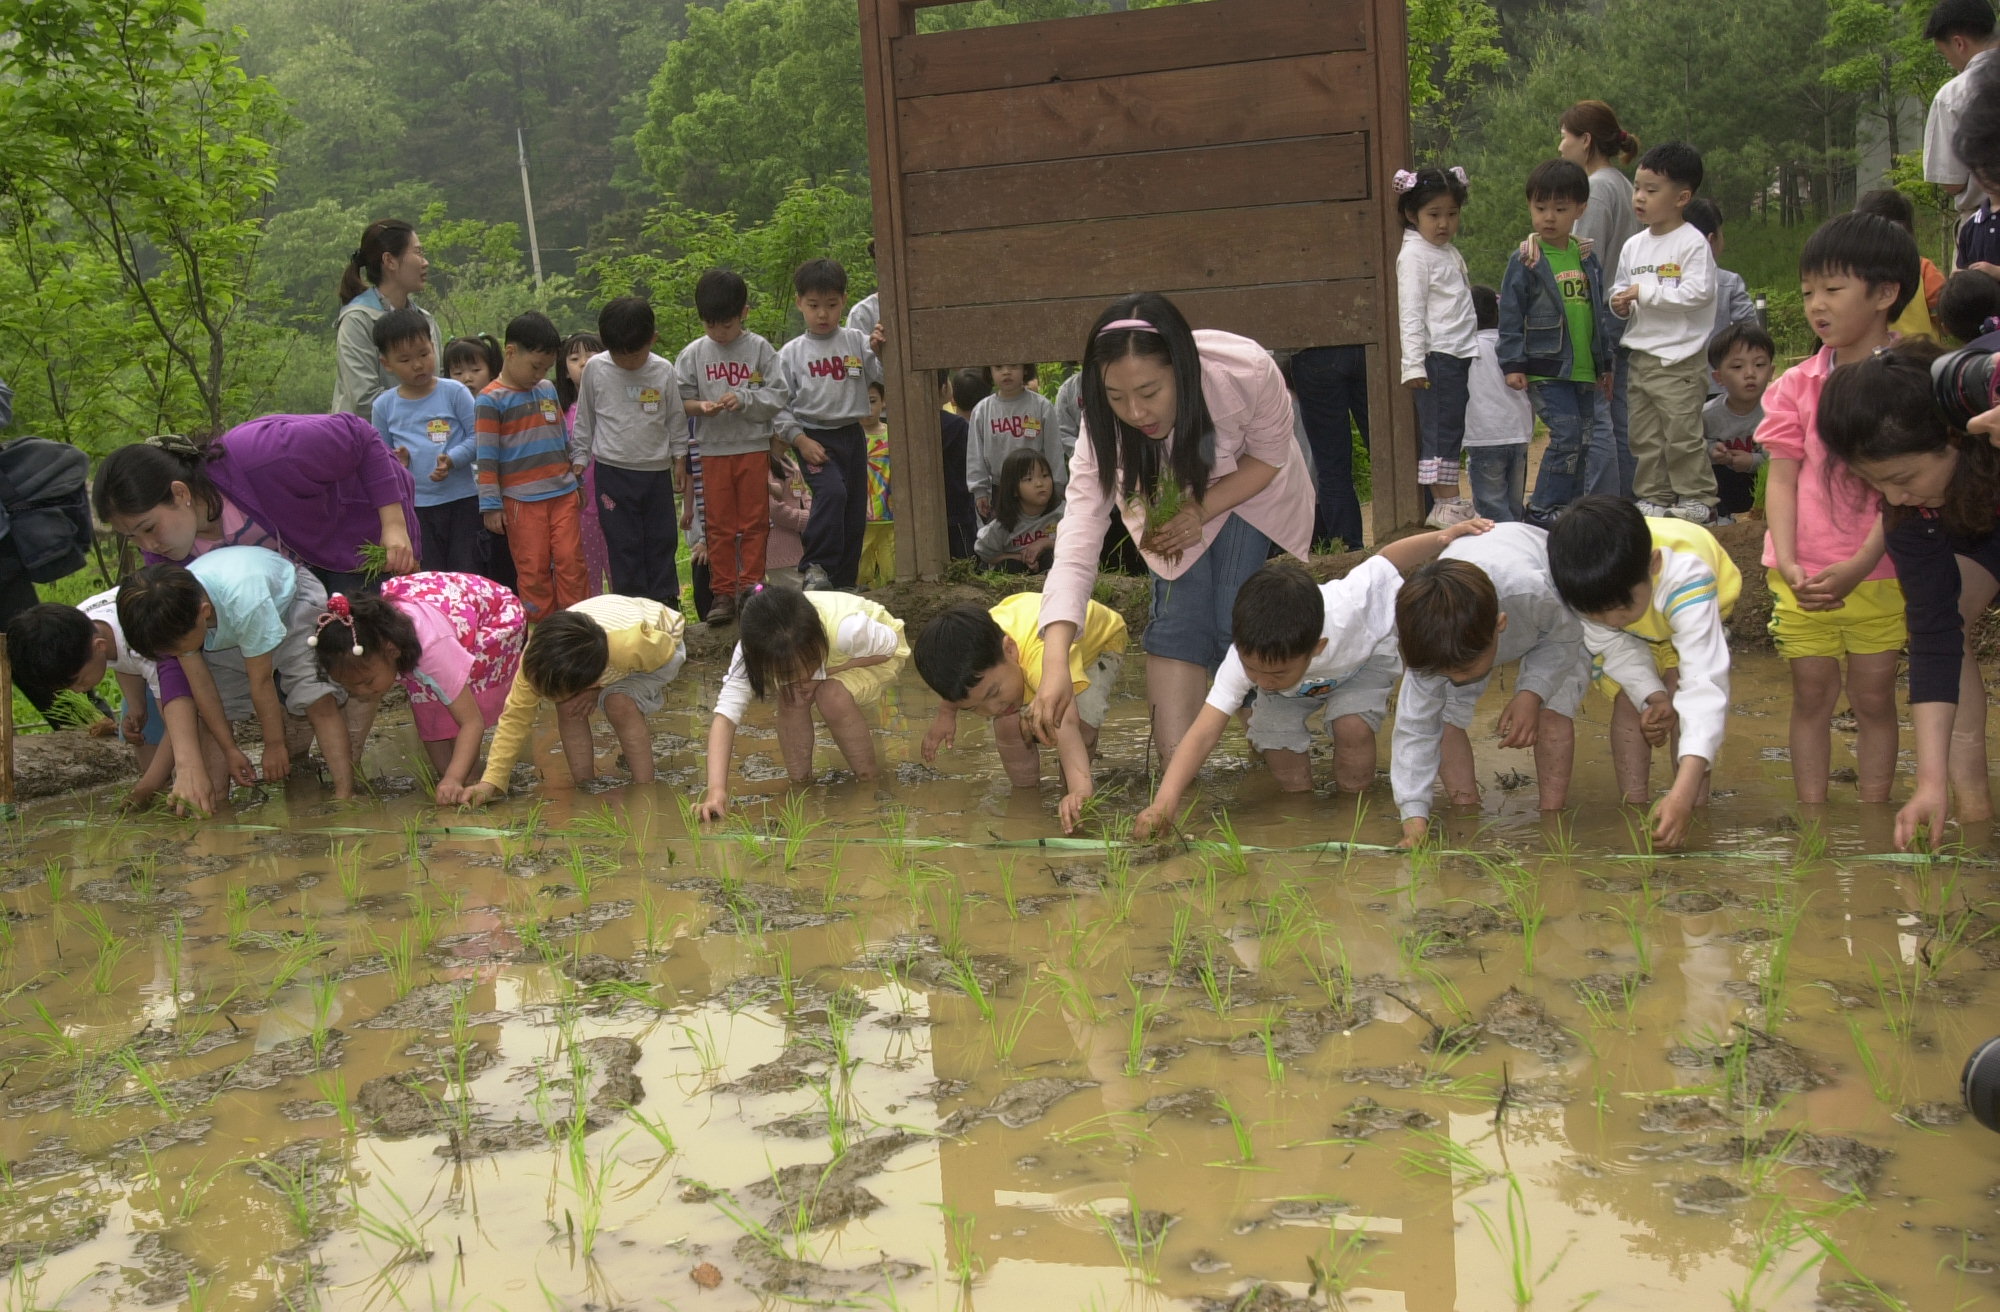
4, 651, 2000, 1311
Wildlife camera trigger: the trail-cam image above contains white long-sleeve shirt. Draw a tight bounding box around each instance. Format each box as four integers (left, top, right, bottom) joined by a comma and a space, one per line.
1611, 223, 1716, 365
713, 608, 903, 725
1391, 525, 1587, 820
1584, 542, 1733, 768
1204, 555, 1404, 713
1396, 228, 1478, 383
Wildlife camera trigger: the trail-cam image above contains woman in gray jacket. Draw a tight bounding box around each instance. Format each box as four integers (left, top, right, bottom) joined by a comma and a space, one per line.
331, 218, 441, 418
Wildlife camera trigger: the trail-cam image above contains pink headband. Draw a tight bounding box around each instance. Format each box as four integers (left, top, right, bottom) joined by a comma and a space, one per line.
1097, 318, 1158, 336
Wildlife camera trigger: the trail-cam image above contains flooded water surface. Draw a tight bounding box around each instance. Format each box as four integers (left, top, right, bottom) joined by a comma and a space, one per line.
4, 653, 1999, 1311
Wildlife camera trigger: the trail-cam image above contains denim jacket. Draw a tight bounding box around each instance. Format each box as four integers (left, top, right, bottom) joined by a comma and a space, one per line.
1497, 244, 1616, 381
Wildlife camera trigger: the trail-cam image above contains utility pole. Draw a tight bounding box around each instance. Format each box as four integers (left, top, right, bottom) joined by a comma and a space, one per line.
517, 127, 545, 296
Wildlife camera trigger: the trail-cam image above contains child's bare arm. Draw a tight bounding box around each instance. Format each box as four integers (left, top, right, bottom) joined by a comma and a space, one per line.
1135, 704, 1231, 837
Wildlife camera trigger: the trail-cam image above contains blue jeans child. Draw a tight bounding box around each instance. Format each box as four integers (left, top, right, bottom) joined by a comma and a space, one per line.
1526, 379, 1599, 521
1467, 445, 1527, 522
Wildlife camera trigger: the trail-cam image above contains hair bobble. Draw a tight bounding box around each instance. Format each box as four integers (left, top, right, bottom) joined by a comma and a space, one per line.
1448, 165, 1469, 186
307, 593, 364, 657
1392, 169, 1419, 194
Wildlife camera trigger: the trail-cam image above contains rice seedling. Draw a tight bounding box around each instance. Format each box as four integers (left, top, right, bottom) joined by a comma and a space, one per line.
1089, 1185, 1167, 1287
990, 986, 1043, 1068
679, 1018, 726, 1081
315, 1072, 358, 1134
115, 1045, 176, 1114
566, 802, 633, 844
1868, 954, 1919, 1043
1465, 1171, 1541, 1306
1307, 1224, 1380, 1309
1207, 1095, 1265, 1168
934, 1204, 984, 1289
672, 791, 707, 866
1305, 933, 1357, 1014
373, 926, 419, 998
819, 858, 846, 915
1210, 808, 1250, 878
78, 906, 132, 994
948, 955, 995, 1024
1123, 984, 1164, 1077
125, 852, 160, 903
1845, 1015, 1896, 1105
1481, 857, 1547, 976
1542, 811, 1579, 862
927, 884, 968, 963
636, 889, 684, 956
224, 882, 256, 944
252, 1154, 324, 1241
1398, 1129, 1496, 1186
1045, 970, 1102, 1025
563, 1135, 617, 1261
772, 791, 825, 871
562, 843, 603, 908
1256, 1011, 1286, 1084
1753, 889, 1807, 1029
269, 922, 330, 994
997, 856, 1020, 920
160, 911, 188, 1007
350, 1176, 431, 1265
1613, 889, 1655, 974
308, 973, 339, 1058
1196, 934, 1234, 1017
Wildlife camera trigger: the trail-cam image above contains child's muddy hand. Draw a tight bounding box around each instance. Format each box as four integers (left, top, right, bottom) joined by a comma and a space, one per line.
460, 781, 502, 807
1398, 816, 1430, 850
1060, 787, 1093, 834
695, 791, 729, 822
1132, 803, 1171, 841
434, 779, 469, 806
87, 716, 118, 739
225, 746, 258, 788
921, 720, 954, 763
1495, 691, 1541, 749
1640, 693, 1676, 747
1649, 793, 1694, 849
1897, 784, 1950, 853
170, 770, 217, 817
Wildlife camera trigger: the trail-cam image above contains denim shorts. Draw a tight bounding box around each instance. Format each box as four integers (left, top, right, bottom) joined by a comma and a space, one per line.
1144, 513, 1275, 672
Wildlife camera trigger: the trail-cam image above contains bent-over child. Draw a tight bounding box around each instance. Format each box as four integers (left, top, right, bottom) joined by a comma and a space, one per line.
1549, 496, 1739, 846
696, 587, 908, 819
309, 573, 526, 805
1390, 522, 1590, 847
463, 594, 687, 803
915, 596, 1127, 831
1133, 519, 1492, 837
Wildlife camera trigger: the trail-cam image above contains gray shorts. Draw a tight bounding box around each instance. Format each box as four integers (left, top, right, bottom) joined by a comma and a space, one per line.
1074, 651, 1125, 728
268, 570, 346, 716
1246, 651, 1399, 753
1439, 655, 1589, 731
598, 644, 687, 716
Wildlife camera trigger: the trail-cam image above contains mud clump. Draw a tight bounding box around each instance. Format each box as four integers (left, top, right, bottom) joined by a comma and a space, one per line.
1673, 1175, 1750, 1214
1226, 1000, 1375, 1061
129, 1232, 199, 1304
561, 953, 639, 987
1329, 1097, 1437, 1139
1902, 1101, 1966, 1128
1479, 988, 1574, 1061
1639, 1097, 1735, 1135
363, 981, 472, 1030
1408, 903, 1516, 955
984, 1076, 1098, 1129
1668, 1026, 1827, 1108
356, 1074, 444, 1137
746, 1131, 924, 1230
670, 877, 845, 932
0, 1212, 106, 1267
1194, 1285, 1320, 1312
1659, 890, 1725, 915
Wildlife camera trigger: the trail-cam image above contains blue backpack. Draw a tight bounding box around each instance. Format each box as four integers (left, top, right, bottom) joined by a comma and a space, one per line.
0, 437, 93, 583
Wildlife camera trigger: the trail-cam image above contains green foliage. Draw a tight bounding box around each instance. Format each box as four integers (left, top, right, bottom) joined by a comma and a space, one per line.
1409, 0, 1509, 158
0, 0, 288, 440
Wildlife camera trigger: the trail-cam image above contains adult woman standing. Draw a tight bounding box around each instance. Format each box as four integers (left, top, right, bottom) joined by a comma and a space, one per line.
332, 219, 441, 419
1031, 293, 1315, 766
1558, 101, 1641, 500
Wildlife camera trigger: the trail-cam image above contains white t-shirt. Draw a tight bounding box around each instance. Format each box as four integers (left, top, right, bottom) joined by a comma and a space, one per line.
713, 612, 903, 725
1464, 329, 1533, 448
1204, 555, 1404, 712
1926, 48, 1997, 218
80, 588, 155, 684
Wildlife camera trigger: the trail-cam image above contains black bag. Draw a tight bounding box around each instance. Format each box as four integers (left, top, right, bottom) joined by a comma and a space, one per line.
0, 437, 94, 583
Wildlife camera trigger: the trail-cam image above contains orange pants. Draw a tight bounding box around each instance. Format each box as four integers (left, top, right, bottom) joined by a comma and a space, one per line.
503, 492, 588, 621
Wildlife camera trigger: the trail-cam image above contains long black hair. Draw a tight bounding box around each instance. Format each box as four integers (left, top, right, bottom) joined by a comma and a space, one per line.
93, 435, 225, 524
738, 586, 828, 700
993, 447, 1055, 531
1818, 339, 2000, 540
1080, 292, 1211, 507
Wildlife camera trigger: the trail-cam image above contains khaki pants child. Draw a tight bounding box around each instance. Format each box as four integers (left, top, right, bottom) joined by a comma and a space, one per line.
1627, 350, 1717, 511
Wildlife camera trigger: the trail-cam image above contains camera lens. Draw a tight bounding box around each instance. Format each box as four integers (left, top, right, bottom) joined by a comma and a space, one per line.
1961, 1035, 2000, 1131
1932, 348, 2000, 430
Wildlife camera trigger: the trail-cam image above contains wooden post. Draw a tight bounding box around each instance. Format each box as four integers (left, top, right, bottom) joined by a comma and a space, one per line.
1366, 0, 1422, 540
860, 0, 949, 581
0, 633, 15, 812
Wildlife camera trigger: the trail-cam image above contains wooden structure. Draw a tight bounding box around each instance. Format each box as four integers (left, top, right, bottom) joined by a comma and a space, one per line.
859, 0, 1417, 579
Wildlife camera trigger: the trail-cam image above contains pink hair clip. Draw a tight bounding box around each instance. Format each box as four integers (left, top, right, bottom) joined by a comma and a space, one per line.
1097, 318, 1158, 337
1392, 169, 1419, 194
1448, 165, 1469, 186
306, 593, 364, 657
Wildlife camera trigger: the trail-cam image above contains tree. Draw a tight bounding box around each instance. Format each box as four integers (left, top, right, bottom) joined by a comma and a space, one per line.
1409, 0, 1509, 159
0, 0, 287, 437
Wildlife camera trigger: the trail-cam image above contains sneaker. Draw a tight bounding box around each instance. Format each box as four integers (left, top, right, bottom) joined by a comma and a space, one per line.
706, 592, 737, 624
1667, 502, 1715, 526
800, 564, 832, 591
1424, 497, 1473, 529
1634, 499, 1672, 518
1712, 513, 1736, 527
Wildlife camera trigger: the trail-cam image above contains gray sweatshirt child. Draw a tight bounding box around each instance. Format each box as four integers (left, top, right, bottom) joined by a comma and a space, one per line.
674, 332, 791, 459
572, 352, 686, 471
776, 327, 882, 436
967, 389, 1065, 506
975, 502, 1063, 566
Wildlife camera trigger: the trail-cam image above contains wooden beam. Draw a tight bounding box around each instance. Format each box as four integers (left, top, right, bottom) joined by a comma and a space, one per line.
861, 0, 949, 580
905, 202, 1376, 311
1364, 0, 1423, 537
897, 51, 1374, 173
903, 135, 1370, 236
891, 0, 1365, 97
904, 280, 1378, 372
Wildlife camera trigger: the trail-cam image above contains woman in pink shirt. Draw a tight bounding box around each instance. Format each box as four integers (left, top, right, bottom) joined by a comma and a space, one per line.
1032, 293, 1315, 762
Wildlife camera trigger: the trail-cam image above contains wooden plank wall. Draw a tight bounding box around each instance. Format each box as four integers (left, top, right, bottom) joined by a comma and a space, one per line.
860, 0, 1418, 579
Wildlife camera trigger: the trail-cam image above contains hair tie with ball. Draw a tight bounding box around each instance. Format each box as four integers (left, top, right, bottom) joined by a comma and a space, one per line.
307, 593, 365, 656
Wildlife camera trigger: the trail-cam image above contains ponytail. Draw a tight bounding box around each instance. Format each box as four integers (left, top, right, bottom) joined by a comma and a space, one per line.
1560, 101, 1638, 166
338, 218, 418, 306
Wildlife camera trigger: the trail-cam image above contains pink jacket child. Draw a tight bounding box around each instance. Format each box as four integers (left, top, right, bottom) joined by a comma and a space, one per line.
766, 452, 812, 574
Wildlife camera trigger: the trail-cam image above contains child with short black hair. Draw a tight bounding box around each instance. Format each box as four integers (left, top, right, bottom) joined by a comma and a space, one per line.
1500, 158, 1614, 524
7, 596, 255, 809
1941, 268, 2000, 342
677, 269, 789, 622
462, 594, 686, 803
968, 363, 1063, 519
1855, 188, 1948, 339
916, 597, 1127, 831
696, 587, 909, 819
443, 334, 501, 393
476, 310, 586, 621
1390, 522, 1589, 846
573, 296, 688, 610
118, 547, 356, 810
372, 307, 481, 574
1465, 284, 1533, 521
1396, 165, 1479, 526
776, 259, 884, 591
310, 574, 525, 805
1759, 211, 1918, 807
1548, 495, 1739, 846
975, 448, 1062, 572
1611, 142, 1719, 523
1704, 321, 1773, 519
1132, 519, 1491, 837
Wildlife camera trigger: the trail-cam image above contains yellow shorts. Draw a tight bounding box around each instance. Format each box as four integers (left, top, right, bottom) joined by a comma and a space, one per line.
1766, 571, 1906, 660
828, 613, 909, 708
860, 522, 896, 588
1592, 638, 1676, 705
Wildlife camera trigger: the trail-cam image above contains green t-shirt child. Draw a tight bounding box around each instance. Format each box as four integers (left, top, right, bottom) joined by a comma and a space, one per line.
1541, 240, 1597, 385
